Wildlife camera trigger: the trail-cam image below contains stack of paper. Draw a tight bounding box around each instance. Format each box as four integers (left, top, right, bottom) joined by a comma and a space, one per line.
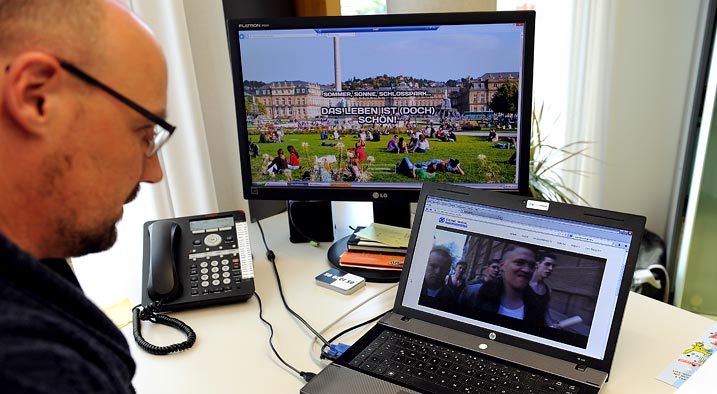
346, 223, 410, 254
340, 223, 410, 271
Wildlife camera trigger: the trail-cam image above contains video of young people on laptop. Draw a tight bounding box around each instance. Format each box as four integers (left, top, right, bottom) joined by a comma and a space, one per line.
418, 227, 606, 349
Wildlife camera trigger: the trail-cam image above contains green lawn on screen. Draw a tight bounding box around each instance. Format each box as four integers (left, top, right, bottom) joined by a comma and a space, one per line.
249, 131, 516, 184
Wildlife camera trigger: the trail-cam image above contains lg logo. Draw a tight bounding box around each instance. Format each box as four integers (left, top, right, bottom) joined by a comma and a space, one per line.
489, 332, 497, 340
372, 192, 389, 199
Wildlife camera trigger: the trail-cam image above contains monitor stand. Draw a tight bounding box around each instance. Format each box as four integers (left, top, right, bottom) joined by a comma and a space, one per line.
326, 200, 411, 283
287, 200, 334, 243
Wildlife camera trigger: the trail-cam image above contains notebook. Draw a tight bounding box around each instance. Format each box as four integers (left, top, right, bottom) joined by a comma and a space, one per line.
301, 182, 646, 394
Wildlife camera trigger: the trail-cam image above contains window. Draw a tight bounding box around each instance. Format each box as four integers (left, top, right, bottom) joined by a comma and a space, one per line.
341, 0, 387, 15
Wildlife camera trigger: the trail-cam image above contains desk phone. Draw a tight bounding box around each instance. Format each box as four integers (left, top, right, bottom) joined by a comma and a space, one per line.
141, 210, 254, 312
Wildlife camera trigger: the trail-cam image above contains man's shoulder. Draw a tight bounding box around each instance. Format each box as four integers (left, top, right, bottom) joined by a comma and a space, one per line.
0, 295, 135, 394
0, 271, 135, 393
0, 334, 135, 394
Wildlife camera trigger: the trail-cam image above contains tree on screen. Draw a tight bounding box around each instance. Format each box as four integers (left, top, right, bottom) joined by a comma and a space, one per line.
490, 80, 519, 115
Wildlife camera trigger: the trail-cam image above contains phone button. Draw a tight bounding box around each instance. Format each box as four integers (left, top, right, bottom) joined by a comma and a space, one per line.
204, 233, 222, 247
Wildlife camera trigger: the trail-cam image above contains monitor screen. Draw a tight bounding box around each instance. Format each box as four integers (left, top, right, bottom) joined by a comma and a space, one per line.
226, 11, 535, 210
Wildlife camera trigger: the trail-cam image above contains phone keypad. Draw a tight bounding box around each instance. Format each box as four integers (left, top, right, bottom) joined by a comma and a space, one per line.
186, 221, 253, 297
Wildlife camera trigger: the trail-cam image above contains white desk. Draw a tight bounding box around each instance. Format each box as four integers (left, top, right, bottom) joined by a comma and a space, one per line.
121, 211, 714, 393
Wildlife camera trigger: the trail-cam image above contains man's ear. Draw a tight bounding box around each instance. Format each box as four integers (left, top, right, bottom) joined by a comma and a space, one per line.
3, 53, 64, 136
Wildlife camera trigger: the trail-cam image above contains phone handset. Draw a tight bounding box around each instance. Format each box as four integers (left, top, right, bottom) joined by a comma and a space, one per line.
147, 220, 181, 302
135, 220, 195, 355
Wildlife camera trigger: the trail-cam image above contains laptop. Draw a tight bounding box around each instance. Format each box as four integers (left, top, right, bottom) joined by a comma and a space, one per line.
302, 182, 646, 394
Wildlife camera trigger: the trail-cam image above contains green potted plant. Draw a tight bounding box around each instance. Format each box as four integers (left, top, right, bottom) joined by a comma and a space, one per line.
529, 104, 593, 205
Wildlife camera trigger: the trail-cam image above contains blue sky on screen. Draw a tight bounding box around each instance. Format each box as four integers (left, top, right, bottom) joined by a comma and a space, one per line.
238, 23, 523, 85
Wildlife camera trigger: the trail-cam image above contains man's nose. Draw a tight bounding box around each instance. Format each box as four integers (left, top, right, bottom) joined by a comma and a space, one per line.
141, 154, 164, 183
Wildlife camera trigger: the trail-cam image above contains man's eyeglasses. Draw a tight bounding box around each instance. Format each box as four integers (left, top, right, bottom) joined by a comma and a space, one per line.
58, 60, 175, 157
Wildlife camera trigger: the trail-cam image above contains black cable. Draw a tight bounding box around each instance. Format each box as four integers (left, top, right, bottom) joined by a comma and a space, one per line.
288, 201, 319, 246
253, 292, 315, 381
256, 220, 331, 347
320, 309, 391, 360
132, 301, 196, 355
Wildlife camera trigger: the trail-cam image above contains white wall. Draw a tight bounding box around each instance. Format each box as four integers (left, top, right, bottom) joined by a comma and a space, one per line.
387, 0, 496, 13
593, 0, 704, 237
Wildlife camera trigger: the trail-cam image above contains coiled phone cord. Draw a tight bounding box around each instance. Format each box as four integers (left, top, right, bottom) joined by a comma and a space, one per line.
132, 301, 197, 355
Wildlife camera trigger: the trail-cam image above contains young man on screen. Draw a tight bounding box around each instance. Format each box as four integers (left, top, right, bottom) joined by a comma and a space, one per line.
530, 252, 559, 327
0, 1, 171, 392
419, 246, 458, 311
460, 245, 548, 326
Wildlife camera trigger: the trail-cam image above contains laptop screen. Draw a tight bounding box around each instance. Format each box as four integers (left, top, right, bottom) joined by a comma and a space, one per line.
401, 195, 636, 361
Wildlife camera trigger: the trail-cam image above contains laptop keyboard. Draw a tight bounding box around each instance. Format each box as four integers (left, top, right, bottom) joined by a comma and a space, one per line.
347, 330, 581, 394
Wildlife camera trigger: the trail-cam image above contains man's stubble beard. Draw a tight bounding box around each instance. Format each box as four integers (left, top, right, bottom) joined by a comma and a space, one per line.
60, 184, 140, 257
60, 216, 119, 257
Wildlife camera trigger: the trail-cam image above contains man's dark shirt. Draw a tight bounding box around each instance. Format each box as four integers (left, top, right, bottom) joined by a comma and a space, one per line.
0, 232, 136, 393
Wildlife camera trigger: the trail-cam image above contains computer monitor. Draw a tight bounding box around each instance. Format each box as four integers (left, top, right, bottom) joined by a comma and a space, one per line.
226, 11, 535, 251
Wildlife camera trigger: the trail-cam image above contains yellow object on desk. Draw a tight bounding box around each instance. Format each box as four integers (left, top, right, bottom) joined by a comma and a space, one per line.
354, 222, 411, 248
102, 298, 134, 328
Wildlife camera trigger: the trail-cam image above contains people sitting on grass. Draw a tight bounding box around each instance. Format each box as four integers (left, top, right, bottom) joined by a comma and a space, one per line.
408, 131, 419, 150
397, 137, 409, 154
248, 140, 259, 158
287, 145, 300, 170
265, 148, 288, 174
446, 129, 457, 142
487, 128, 498, 142
412, 134, 430, 153
342, 157, 363, 181
386, 134, 399, 153
355, 141, 367, 161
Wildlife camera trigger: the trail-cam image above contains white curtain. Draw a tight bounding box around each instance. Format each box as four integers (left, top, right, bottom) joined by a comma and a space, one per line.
130, 0, 220, 217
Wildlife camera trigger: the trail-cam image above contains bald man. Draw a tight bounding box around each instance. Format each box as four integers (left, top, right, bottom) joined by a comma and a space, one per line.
0, 1, 171, 392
